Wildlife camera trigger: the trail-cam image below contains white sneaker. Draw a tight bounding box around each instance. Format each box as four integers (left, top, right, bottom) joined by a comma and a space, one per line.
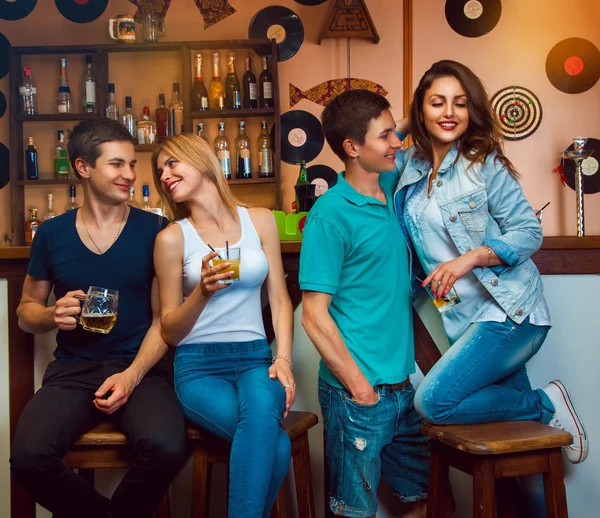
543, 380, 588, 464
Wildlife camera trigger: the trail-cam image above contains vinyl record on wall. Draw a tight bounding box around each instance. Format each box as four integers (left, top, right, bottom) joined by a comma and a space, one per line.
249, 6, 304, 61
0, 32, 10, 80
55, 0, 108, 24
280, 110, 324, 164
294, 0, 328, 5
546, 38, 600, 94
445, 0, 501, 38
491, 86, 543, 141
0, 92, 6, 119
0, 0, 37, 21
0, 143, 10, 190
563, 138, 600, 194
307, 164, 338, 197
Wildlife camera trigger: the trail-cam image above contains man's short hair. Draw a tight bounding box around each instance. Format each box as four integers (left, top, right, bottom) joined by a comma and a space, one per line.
68, 118, 134, 179
321, 90, 391, 162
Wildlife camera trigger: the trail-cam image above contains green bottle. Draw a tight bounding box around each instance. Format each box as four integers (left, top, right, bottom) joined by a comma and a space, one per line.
54, 130, 70, 179
295, 160, 309, 214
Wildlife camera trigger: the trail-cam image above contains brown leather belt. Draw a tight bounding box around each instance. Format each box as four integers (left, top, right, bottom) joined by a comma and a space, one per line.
383, 376, 410, 391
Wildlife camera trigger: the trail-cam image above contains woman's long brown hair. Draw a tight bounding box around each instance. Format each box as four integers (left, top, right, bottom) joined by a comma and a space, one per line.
409, 60, 519, 179
151, 133, 242, 221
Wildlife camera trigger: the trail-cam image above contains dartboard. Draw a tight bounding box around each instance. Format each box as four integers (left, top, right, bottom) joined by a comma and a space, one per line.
491, 86, 543, 141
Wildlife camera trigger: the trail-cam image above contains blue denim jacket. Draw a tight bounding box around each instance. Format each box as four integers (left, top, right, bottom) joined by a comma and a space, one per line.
393, 146, 546, 324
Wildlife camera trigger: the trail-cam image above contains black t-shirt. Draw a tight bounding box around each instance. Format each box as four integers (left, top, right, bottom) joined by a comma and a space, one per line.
27, 207, 168, 361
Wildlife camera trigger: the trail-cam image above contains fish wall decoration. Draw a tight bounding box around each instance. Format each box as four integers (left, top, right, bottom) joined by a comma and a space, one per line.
289, 78, 388, 108
128, 0, 236, 29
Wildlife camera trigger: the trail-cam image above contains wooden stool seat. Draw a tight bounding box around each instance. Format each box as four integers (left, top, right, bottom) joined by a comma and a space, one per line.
188, 410, 319, 518
422, 420, 573, 518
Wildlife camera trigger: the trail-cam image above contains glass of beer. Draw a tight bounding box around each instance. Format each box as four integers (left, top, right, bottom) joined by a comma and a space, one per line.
212, 247, 241, 285
79, 286, 119, 334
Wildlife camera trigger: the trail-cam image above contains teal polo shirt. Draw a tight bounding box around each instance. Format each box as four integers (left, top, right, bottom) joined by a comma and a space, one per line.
299, 171, 414, 388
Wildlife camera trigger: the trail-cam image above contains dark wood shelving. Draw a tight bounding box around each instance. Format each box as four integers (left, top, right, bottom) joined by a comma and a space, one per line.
15, 179, 79, 186
189, 108, 275, 120
16, 113, 99, 122
228, 177, 275, 185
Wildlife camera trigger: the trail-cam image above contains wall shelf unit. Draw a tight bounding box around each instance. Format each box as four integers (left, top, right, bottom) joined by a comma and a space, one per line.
8, 39, 281, 245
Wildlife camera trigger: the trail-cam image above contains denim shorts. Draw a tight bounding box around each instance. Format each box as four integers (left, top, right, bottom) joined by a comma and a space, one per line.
319, 377, 429, 517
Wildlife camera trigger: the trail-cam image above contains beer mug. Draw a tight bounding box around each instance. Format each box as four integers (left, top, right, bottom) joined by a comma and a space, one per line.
78, 286, 119, 334
108, 14, 136, 43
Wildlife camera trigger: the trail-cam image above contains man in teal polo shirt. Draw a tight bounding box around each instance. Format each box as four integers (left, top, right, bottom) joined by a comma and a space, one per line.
300, 90, 430, 518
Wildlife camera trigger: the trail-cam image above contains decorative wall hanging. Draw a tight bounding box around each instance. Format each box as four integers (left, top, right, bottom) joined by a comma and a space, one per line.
249, 6, 304, 62
0, 92, 6, 118
129, 0, 235, 29
319, 0, 379, 44
445, 0, 501, 38
0, 143, 10, 190
129, 0, 171, 24
55, 0, 108, 24
0, 0, 37, 21
490, 86, 542, 141
0, 32, 10, 80
290, 78, 388, 108
563, 138, 600, 195
295, 0, 328, 5
280, 110, 325, 164
307, 164, 338, 197
546, 38, 600, 94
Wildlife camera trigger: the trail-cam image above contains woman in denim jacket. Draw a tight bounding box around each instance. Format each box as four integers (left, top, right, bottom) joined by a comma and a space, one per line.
394, 60, 588, 465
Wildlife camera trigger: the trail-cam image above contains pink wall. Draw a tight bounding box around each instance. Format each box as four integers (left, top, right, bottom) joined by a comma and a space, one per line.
0, 0, 598, 239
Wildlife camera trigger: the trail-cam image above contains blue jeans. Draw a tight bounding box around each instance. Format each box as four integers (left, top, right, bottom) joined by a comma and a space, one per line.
174, 340, 291, 518
414, 317, 555, 424
319, 378, 429, 517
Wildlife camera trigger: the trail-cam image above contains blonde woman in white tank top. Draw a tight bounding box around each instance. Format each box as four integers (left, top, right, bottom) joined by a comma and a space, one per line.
151, 134, 295, 518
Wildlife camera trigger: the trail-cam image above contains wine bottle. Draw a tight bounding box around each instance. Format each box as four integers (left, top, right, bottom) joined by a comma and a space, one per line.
208, 53, 225, 111
257, 120, 273, 178
242, 57, 258, 109
170, 82, 184, 135
25, 137, 39, 180
225, 52, 242, 110
214, 121, 231, 179
259, 57, 273, 109
191, 53, 209, 111
236, 121, 252, 179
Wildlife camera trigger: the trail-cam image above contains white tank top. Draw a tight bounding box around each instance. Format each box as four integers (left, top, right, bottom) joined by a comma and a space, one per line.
176, 207, 268, 345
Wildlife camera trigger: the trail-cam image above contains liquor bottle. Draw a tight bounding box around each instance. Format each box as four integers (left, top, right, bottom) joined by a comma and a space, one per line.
44, 193, 56, 221
66, 185, 78, 211
242, 57, 257, 109
235, 121, 252, 179
82, 54, 97, 113
122, 96, 138, 143
25, 209, 41, 246
127, 186, 140, 208
257, 120, 273, 178
259, 57, 273, 109
197, 122, 208, 143
294, 160, 309, 214
141, 184, 163, 215
19, 66, 37, 115
56, 58, 73, 113
225, 52, 242, 110
208, 52, 225, 111
155, 93, 169, 141
137, 106, 157, 145
191, 53, 209, 111
170, 83, 184, 136
106, 83, 119, 121
214, 122, 231, 179
25, 137, 39, 180
54, 130, 70, 179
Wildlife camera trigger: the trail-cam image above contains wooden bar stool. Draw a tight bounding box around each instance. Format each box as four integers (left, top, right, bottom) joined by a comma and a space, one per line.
422, 420, 573, 518
59, 420, 170, 518
187, 410, 319, 518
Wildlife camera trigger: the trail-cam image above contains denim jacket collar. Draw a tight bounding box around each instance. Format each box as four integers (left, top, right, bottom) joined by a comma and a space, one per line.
398, 145, 460, 192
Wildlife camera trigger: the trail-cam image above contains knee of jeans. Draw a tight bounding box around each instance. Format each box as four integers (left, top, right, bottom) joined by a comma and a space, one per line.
414, 382, 452, 424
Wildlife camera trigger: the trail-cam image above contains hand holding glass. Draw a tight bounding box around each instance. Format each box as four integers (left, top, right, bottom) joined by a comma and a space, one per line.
77, 286, 119, 334
211, 247, 241, 285
417, 277, 461, 313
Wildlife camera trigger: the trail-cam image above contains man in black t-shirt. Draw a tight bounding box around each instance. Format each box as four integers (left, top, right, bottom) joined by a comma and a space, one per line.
10, 118, 187, 518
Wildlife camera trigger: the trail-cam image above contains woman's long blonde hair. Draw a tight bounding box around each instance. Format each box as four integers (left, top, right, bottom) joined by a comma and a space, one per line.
151, 133, 242, 221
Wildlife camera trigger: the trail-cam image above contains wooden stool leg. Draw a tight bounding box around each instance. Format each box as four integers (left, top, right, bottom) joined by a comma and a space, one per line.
427, 442, 449, 518
496, 479, 518, 518
155, 489, 171, 518
543, 449, 568, 518
473, 458, 496, 518
292, 432, 316, 518
270, 489, 286, 518
191, 444, 211, 518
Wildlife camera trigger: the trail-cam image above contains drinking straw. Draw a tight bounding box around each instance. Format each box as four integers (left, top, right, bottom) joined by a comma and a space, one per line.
207, 244, 221, 259
535, 202, 551, 216
226, 240, 229, 259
